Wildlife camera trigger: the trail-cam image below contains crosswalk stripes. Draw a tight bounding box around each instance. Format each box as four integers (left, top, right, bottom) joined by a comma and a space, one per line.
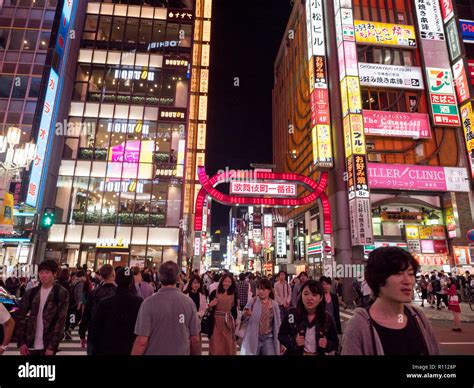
3, 309, 355, 356
3, 329, 86, 356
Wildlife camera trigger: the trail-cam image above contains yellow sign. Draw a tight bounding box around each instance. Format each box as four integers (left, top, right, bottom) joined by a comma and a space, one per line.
460, 102, 474, 177
419, 226, 432, 240
350, 114, 366, 155
406, 225, 420, 240
312, 126, 318, 164
309, 58, 315, 93
343, 115, 352, 158
354, 20, 417, 47
347, 76, 362, 113
340, 78, 349, 117
0, 193, 14, 226
316, 125, 333, 168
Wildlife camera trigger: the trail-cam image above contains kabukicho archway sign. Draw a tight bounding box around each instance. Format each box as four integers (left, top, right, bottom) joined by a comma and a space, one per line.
193, 166, 332, 260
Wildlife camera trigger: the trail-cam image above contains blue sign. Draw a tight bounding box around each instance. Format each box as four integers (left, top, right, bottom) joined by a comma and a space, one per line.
26, 0, 77, 208
460, 19, 474, 43
26, 70, 59, 207
55, 0, 74, 68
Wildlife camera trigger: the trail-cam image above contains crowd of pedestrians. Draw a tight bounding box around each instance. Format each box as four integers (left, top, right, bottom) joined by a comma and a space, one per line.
0, 247, 455, 356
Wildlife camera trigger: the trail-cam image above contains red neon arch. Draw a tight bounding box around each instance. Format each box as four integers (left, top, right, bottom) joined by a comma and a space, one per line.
194, 167, 332, 235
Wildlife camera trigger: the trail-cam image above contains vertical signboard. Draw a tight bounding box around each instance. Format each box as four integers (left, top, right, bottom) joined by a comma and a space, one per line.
460, 102, 474, 179
306, 0, 333, 168
26, 0, 77, 208
334, 0, 373, 245
414, 0, 461, 128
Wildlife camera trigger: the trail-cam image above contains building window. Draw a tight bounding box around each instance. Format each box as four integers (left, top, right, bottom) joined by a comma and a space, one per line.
29, 77, 41, 98
0, 76, 14, 98
8, 30, 24, 50
11, 76, 28, 98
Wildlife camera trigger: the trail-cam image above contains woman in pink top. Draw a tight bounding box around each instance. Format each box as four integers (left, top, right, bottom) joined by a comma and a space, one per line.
446, 277, 461, 332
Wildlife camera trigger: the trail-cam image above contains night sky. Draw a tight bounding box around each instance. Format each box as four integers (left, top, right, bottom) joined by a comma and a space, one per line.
206, 0, 292, 229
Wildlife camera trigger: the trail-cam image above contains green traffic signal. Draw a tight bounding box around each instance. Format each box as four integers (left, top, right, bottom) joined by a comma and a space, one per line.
40, 208, 55, 229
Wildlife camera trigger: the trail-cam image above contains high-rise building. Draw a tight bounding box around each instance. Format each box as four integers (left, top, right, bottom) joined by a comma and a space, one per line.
273, 0, 474, 281
0, 0, 59, 267
39, 0, 210, 270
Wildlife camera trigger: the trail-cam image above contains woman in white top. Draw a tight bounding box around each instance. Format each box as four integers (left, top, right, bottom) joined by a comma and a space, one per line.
183, 275, 207, 320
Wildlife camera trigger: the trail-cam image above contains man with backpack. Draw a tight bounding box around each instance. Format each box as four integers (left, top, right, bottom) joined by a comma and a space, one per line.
65, 270, 85, 339
15, 260, 69, 355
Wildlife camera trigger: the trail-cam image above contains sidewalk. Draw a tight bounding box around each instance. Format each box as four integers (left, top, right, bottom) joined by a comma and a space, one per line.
410, 301, 474, 323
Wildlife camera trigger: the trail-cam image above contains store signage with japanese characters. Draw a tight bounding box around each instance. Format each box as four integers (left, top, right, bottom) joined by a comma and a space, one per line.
167, 8, 193, 23
230, 182, 297, 197
446, 19, 462, 61
363, 110, 431, 138
96, 238, 130, 249
354, 20, 416, 47
406, 226, 420, 240
460, 102, 474, 178
426, 67, 460, 126
276, 227, 287, 256
414, 0, 445, 41
358, 63, 424, 90
452, 59, 471, 104
349, 198, 373, 245
368, 163, 470, 192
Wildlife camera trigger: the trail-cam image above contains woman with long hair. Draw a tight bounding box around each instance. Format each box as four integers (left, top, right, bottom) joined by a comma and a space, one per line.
278, 280, 339, 355
240, 278, 281, 355
208, 273, 238, 355
183, 275, 207, 320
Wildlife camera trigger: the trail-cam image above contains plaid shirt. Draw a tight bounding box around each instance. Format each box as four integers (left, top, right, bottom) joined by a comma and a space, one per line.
237, 281, 249, 308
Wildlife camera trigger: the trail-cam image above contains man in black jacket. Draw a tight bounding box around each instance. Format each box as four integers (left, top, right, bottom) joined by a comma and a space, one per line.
79, 264, 116, 354
89, 267, 142, 355
320, 276, 342, 335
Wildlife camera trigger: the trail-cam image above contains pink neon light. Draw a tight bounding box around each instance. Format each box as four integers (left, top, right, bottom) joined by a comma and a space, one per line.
194, 167, 333, 234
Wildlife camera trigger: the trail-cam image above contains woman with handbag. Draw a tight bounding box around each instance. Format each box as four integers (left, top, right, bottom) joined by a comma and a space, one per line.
240, 278, 281, 355
208, 273, 238, 355
447, 277, 462, 332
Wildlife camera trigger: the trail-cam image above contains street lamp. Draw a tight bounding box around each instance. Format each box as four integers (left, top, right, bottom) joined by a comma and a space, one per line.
0, 126, 37, 198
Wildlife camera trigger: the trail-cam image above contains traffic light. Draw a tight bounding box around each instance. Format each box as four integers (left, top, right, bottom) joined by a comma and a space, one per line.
40, 207, 55, 229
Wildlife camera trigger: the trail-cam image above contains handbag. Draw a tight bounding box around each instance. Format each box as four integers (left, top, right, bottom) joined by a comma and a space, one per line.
448, 294, 459, 305
236, 298, 257, 346
200, 308, 214, 336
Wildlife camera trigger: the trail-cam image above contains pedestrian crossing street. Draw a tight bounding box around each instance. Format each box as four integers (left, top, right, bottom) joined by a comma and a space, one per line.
3, 309, 355, 356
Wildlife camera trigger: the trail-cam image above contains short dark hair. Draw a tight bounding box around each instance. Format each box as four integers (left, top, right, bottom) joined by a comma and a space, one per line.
239, 273, 246, 281
365, 247, 419, 297
217, 273, 236, 295
38, 260, 59, 274
319, 276, 332, 285
99, 264, 114, 280
116, 267, 133, 289
278, 270, 286, 276
76, 269, 85, 278
132, 266, 141, 276
142, 273, 152, 283
58, 268, 69, 282
159, 261, 179, 286
257, 278, 274, 299
298, 272, 308, 279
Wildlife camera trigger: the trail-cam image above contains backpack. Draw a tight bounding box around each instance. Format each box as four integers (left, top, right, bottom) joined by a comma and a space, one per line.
432, 280, 441, 293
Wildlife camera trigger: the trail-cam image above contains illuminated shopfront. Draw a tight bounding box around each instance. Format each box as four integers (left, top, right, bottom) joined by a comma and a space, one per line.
45, 1, 197, 269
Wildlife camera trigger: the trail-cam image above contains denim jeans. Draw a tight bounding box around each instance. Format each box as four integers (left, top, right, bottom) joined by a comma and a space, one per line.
257, 333, 275, 356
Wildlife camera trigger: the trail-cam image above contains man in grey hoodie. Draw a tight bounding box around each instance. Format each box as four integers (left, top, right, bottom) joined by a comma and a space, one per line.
342, 247, 439, 355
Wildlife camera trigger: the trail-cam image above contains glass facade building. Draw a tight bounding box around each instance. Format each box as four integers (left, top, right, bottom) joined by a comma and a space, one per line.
0, 0, 58, 267
46, 0, 206, 270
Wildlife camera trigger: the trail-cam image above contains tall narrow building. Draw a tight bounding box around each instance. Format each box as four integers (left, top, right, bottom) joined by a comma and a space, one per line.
38, 0, 210, 270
